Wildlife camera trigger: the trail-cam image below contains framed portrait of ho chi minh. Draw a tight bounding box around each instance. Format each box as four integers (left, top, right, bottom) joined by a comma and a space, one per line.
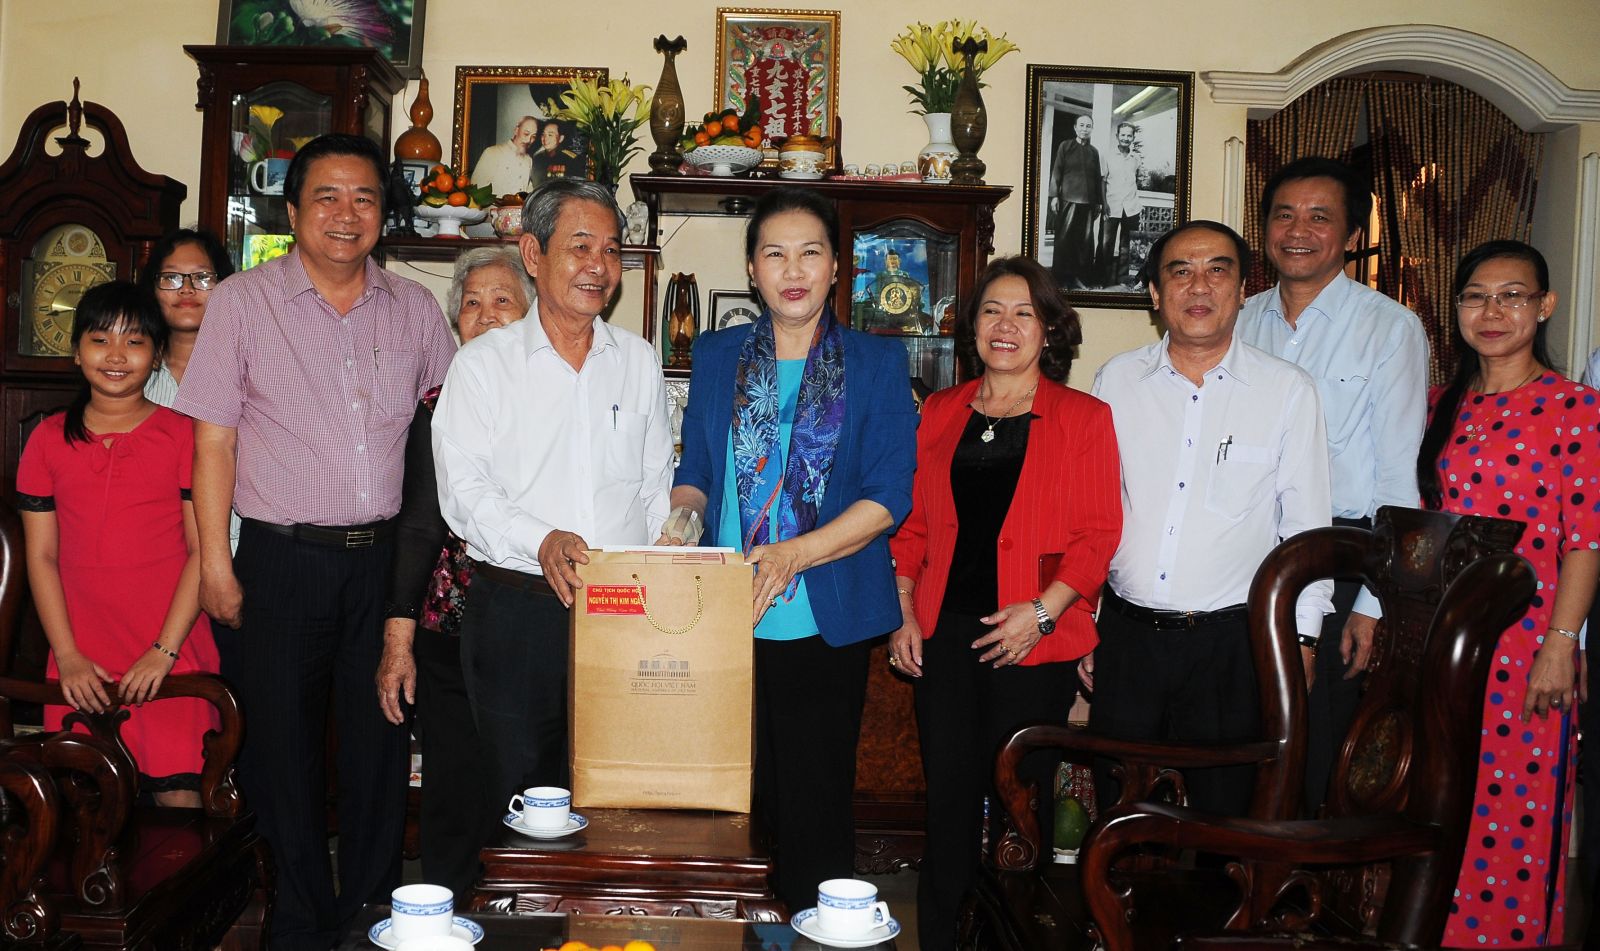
451, 65, 608, 199
1021, 64, 1194, 309
713, 8, 841, 150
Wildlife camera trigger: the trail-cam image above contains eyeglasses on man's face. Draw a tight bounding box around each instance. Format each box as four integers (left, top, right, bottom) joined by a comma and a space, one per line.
1454, 289, 1545, 311
156, 271, 219, 291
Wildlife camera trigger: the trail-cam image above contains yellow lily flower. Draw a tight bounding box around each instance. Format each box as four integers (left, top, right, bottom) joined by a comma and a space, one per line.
249, 104, 284, 130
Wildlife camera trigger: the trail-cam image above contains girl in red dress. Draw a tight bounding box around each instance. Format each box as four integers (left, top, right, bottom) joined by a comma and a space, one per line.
17, 281, 219, 807
1418, 241, 1599, 947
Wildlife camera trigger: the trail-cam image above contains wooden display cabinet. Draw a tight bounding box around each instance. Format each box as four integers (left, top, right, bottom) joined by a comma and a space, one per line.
186, 46, 405, 272
629, 174, 1012, 871
630, 175, 1009, 394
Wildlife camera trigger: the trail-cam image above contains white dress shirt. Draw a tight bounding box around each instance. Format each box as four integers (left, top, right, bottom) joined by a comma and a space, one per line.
1101, 148, 1144, 218
1092, 335, 1335, 638
432, 303, 674, 575
1239, 274, 1428, 618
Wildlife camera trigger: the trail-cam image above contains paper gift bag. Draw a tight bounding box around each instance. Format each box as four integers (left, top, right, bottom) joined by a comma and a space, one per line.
570, 548, 754, 811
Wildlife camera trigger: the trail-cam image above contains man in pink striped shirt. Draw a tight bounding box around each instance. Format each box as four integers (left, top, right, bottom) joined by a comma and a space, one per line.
175, 134, 456, 950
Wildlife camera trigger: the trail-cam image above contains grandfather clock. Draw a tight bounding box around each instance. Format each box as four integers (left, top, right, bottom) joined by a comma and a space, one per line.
0, 82, 186, 502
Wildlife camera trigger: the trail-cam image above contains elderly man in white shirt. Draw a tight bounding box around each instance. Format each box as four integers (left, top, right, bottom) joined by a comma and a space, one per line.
432, 178, 674, 804
1088, 220, 1334, 816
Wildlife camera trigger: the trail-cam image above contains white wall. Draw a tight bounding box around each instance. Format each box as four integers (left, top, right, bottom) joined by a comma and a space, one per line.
5, 0, 1599, 381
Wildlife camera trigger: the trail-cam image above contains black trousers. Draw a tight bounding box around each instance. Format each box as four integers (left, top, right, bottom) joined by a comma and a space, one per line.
1580, 594, 1600, 908
457, 572, 570, 805
216, 521, 409, 951
1088, 598, 1259, 816
414, 625, 501, 897
1304, 514, 1372, 815
913, 612, 1079, 951
753, 635, 872, 914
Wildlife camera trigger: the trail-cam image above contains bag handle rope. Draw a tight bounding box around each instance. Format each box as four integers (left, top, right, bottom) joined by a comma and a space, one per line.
631, 573, 704, 635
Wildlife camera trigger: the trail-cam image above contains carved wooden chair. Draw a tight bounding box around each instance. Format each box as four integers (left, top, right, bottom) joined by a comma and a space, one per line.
958, 507, 1534, 950
1080, 507, 1534, 948
0, 507, 273, 949
0, 754, 75, 948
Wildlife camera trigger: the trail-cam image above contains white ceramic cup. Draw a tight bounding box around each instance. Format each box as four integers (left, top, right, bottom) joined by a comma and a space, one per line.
396, 937, 473, 951
815, 878, 891, 937
390, 884, 453, 940
507, 785, 570, 830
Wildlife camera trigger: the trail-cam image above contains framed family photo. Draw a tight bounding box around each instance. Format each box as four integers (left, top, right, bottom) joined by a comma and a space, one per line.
713, 7, 841, 148
451, 65, 608, 198
216, 0, 428, 78
1021, 64, 1194, 309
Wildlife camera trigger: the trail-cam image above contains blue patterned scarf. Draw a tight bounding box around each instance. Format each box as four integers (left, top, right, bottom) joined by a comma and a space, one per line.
730, 312, 846, 601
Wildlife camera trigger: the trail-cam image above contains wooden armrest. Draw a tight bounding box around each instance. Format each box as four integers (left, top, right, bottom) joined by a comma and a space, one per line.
2, 730, 136, 908
0, 757, 62, 940
0, 673, 245, 819
989, 723, 1284, 870
1081, 803, 1441, 951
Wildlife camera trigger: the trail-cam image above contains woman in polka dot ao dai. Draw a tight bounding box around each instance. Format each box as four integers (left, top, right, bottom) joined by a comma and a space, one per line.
1418, 240, 1599, 947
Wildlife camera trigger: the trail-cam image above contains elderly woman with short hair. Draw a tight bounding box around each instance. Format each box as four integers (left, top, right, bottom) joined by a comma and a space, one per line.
374, 244, 534, 895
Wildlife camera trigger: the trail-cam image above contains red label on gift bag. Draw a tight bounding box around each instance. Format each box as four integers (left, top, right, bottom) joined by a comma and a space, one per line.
586, 585, 646, 615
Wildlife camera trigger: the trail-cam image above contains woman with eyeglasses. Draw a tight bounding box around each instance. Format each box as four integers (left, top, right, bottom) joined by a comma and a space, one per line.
1417, 240, 1600, 947
139, 229, 235, 406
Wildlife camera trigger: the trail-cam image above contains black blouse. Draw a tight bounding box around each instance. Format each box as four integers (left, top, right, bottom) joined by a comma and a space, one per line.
939, 409, 1034, 618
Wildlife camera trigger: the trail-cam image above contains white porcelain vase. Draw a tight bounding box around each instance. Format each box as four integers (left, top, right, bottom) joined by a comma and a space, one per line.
918, 113, 959, 184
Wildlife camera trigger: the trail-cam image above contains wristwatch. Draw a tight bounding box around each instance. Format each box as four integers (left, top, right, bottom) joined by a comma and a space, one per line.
1031, 597, 1057, 635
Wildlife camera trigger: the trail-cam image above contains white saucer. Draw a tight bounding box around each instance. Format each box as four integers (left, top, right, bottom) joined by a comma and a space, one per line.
368, 916, 485, 949
790, 908, 901, 948
502, 812, 588, 839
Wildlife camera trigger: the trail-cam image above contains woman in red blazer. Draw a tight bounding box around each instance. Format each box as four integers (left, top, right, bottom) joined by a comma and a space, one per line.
889, 255, 1121, 951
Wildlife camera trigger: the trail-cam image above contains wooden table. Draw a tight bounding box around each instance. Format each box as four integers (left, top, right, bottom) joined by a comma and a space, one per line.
341, 905, 899, 950
472, 808, 786, 920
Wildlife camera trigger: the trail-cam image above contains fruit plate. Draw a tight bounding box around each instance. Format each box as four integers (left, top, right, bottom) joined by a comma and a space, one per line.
684, 145, 763, 177
415, 204, 488, 238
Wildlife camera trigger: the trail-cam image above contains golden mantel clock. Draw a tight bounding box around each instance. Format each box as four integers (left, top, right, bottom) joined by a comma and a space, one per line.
17, 224, 117, 357
0, 81, 184, 498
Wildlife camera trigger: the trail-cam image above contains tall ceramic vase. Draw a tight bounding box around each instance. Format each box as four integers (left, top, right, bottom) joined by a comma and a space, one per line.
649, 35, 688, 174
918, 113, 958, 184
949, 38, 988, 185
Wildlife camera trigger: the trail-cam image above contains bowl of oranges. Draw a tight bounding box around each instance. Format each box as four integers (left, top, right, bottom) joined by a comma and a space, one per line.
414, 164, 494, 237
682, 107, 765, 177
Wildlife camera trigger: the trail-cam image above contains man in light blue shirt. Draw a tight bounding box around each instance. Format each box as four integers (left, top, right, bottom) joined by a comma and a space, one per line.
1238, 157, 1429, 813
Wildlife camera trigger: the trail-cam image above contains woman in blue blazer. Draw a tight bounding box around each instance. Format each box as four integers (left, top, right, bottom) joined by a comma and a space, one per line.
661, 186, 918, 913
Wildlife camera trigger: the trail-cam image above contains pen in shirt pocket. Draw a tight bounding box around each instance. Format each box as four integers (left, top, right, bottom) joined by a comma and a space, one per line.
612, 404, 619, 430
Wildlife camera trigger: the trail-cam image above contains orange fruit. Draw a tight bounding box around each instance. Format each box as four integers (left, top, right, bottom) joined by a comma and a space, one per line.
622, 942, 657, 951
429, 163, 447, 175
600, 946, 624, 951
447, 191, 469, 207
704, 119, 723, 138
434, 172, 455, 192
557, 942, 589, 951
722, 115, 741, 134
743, 128, 763, 148
693, 130, 711, 147
455, 175, 470, 188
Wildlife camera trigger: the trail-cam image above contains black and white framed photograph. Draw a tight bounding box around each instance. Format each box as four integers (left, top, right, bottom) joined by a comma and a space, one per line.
1022, 64, 1194, 309
708, 288, 761, 331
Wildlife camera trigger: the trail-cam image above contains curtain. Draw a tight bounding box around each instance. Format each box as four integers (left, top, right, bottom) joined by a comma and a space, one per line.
1243, 78, 1366, 294
1366, 79, 1544, 385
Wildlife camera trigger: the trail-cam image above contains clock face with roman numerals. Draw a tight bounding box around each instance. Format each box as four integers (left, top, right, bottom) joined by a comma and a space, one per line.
21, 224, 116, 358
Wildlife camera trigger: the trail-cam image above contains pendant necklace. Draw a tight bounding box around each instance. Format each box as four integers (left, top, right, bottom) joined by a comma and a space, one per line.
978, 381, 1037, 443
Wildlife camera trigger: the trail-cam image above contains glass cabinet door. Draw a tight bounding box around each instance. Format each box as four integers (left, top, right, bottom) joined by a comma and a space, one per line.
227, 82, 333, 271
849, 220, 959, 391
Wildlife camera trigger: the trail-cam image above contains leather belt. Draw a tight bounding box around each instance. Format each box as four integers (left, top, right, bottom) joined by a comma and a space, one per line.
470, 559, 557, 597
243, 517, 394, 550
1103, 589, 1248, 631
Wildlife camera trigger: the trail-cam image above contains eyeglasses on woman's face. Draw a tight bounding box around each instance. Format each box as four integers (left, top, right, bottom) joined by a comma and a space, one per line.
1454, 289, 1544, 311
156, 271, 219, 291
